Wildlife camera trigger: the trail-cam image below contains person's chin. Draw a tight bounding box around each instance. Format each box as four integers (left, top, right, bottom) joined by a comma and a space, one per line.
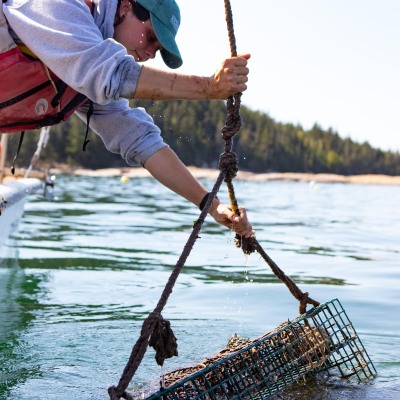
134, 53, 148, 63
129, 50, 140, 62
136, 55, 148, 63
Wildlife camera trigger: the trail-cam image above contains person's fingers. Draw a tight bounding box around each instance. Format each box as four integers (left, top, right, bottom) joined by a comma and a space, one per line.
210, 204, 254, 237
237, 53, 251, 61
228, 207, 254, 238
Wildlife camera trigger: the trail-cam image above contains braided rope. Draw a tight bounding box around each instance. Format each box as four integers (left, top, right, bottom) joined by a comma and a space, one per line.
220, 0, 320, 315
108, 171, 227, 400
108, 1, 319, 398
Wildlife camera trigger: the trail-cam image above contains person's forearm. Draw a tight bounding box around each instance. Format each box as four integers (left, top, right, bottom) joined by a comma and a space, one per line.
143, 147, 210, 207
134, 66, 213, 100
144, 148, 253, 237
133, 54, 250, 101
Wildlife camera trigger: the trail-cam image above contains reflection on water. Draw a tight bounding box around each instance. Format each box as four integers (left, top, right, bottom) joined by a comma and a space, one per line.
0, 262, 44, 397
0, 175, 399, 399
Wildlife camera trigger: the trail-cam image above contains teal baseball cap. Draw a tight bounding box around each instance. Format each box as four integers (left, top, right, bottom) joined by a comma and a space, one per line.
136, 0, 183, 69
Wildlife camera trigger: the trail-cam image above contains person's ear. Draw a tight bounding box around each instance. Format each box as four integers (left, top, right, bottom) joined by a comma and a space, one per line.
119, 0, 132, 18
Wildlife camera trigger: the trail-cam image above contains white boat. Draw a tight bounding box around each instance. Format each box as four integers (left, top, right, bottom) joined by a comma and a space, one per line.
0, 134, 44, 255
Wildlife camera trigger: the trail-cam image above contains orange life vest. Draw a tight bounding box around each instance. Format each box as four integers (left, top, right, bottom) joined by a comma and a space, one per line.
0, 0, 94, 172
0, 45, 88, 133
0, 0, 93, 134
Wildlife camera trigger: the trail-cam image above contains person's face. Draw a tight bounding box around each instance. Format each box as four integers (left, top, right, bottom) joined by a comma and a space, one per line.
113, 0, 162, 63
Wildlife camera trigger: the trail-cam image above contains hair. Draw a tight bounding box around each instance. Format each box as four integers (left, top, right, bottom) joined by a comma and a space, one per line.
114, 0, 150, 27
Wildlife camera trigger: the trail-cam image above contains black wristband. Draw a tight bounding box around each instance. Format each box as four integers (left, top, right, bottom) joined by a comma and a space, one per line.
199, 193, 219, 211
199, 192, 218, 211
199, 193, 211, 211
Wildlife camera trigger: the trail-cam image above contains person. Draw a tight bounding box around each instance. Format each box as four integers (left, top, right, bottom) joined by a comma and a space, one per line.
2, 0, 253, 237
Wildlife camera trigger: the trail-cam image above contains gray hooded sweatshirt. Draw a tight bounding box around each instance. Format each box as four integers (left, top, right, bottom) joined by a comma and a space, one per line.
2, 0, 168, 166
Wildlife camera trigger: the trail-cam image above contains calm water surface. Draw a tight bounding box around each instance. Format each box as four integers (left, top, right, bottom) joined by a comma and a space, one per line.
0, 175, 399, 400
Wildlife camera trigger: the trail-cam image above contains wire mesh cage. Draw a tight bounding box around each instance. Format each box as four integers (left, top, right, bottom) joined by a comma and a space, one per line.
143, 298, 376, 400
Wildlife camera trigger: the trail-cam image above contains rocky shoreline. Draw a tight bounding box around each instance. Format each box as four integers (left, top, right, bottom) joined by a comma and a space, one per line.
4, 165, 400, 186
66, 166, 400, 186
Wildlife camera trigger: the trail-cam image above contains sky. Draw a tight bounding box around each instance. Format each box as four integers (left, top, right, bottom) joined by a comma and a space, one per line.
148, 0, 400, 153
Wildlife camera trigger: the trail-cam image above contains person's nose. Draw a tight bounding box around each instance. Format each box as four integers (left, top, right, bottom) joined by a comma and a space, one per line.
145, 42, 161, 59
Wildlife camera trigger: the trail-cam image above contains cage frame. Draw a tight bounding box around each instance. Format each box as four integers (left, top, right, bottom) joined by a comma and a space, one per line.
143, 298, 377, 400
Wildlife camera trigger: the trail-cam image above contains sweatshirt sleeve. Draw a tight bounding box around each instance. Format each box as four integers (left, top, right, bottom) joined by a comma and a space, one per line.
75, 99, 168, 167
3, 0, 140, 104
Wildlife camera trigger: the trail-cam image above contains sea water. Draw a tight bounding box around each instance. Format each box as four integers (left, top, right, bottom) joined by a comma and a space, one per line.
0, 174, 399, 400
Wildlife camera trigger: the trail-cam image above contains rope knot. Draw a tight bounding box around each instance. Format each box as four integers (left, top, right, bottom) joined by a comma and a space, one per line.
219, 151, 238, 181
148, 312, 178, 366
299, 292, 311, 315
221, 108, 242, 141
298, 292, 320, 315
108, 386, 134, 400
235, 235, 257, 255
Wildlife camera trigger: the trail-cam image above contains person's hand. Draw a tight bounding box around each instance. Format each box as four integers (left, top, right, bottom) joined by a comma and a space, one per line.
209, 53, 251, 99
209, 202, 254, 238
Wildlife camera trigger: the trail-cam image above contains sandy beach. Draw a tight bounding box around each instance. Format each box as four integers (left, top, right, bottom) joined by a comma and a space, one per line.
66, 166, 400, 186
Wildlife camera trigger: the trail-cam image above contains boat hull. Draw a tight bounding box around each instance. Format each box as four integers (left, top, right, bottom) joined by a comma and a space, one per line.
0, 178, 43, 255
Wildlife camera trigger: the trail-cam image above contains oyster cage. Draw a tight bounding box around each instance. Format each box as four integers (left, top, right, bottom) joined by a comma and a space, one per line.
143, 298, 377, 400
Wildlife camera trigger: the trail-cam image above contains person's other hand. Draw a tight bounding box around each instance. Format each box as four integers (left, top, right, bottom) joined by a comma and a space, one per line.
210, 203, 254, 238
209, 53, 251, 99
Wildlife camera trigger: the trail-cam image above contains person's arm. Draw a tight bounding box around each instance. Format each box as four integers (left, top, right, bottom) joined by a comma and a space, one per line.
4, 1, 250, 103
143, 147, 253, 238
134, 54, 251, 100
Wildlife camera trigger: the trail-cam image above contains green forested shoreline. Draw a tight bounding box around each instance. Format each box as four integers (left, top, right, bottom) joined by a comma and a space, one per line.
4, 99, 400, 175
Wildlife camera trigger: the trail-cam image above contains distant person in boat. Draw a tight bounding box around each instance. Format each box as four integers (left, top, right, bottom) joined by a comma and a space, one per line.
2, 0, 253, 237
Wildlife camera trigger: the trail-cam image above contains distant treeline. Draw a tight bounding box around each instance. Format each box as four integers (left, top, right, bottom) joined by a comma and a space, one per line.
5, 99, 400, 175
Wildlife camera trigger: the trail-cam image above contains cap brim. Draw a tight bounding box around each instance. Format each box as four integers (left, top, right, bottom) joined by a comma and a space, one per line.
150, 14, 182, 69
